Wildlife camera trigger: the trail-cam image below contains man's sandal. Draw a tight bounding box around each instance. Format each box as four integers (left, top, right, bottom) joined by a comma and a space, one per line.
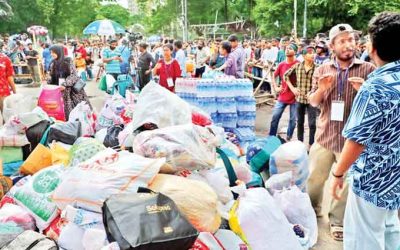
330, 224, 343, 241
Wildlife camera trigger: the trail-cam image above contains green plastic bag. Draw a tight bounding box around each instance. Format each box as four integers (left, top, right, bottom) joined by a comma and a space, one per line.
0, 147, 23, 164
99, 75, 107, 91
69, 137, 106, 166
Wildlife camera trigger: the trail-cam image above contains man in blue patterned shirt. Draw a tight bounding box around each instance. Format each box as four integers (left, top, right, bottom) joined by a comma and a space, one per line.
331, 12, 400, 250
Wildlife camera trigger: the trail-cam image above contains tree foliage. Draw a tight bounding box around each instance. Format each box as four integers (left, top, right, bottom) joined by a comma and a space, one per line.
1, 0, 399, 39
0, 0, 132, 38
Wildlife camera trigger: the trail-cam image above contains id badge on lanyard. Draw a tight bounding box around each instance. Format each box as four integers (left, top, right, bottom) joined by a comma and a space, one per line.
165, 62, 174, 87
331, 65, 348, 122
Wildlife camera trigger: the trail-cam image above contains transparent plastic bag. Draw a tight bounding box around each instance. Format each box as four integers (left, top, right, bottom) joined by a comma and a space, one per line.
269, 141, 309, 191
68, 101, 95, 137
120, 81, 192, 146
52, 149, 165, 212
133, 124, 217, 172
273, 186, 318, 248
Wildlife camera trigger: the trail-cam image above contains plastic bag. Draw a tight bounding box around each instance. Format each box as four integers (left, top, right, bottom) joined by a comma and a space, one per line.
68, 102, 95, 137
269, 141, 309, 191
120, 81, 192, 146
273, 186, 318, 247
58, 223, 85, 250
149, 174, 221, 233
96, 94, 125, 131
200, 169, 234, 204
0, 128, 29, 147
52, 149, 165, 212
20, 144, 53, 175
82, 228, 108, 250
43, 216, 67, 241
68, 137, 106, 166
214, 229, 246, 250
0, 147, 23, 164
46, 121, 81, 145
2, 94, 35, 123
104, 124, 124, 148
12, 165, 64, 230
0, 175, 13, 200
265, 171, 294, 194
133, 124, 217, 172
4, 107, 49, 135
0, 203, 36, 247
229, 188, 302, 250
246, 136, 282, 173
190, 232, 224, 250
37, 86, 66, 121
2, 161, 23, 177
50, 142, 70, 166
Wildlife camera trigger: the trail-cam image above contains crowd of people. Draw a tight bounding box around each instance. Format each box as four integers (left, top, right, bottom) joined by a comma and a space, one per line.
0, 10, 399, 249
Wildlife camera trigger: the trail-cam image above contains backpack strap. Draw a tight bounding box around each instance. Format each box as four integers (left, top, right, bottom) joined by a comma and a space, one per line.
216, 147, 237, 187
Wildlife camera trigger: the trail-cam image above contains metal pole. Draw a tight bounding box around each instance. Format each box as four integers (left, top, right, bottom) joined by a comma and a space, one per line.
303, 0, 307, 38
294, 0, 297, 39
181, 0, 185, 41
214, 10, 219, 40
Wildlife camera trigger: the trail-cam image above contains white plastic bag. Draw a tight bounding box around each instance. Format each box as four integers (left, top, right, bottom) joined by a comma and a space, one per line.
200, 169, 234, 204
12, 165, 64, 230
69, 102, 95, 137
265, 171, 294, 194
58, 222, 85, 250
133, 124, 217, 172
96, 94, 125, 131
119, 81, 192, 146
273, 186, 318, 247
52, 148, 165, 212
214, 229, 246, 250
229, 188, 302, 250
82, 228, 108, 250
0, 127, 29, 147
191, 232, 224, 250
269, 141, 309, 191
2, 94, 35, 123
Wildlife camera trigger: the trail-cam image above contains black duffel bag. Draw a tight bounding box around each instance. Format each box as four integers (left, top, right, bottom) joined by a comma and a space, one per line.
102, 188, 199, 250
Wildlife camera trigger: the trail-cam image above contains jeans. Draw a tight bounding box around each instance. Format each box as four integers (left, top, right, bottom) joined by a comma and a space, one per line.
297, 102, 318, 145
252, 67, 262, 88
269, 101, 297, 139
344, 189, 400, 250
195, 66, 206, 78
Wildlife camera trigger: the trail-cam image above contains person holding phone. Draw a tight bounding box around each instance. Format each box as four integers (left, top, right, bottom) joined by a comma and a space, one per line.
152, 44, 181, 92
102, 39, 122, 80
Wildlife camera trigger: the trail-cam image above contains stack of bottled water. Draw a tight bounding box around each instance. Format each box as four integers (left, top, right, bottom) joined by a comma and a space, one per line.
215, 76, 237, 129
234, 78, 256, 142
175, 76, 256, 143
175, 78, 198, 106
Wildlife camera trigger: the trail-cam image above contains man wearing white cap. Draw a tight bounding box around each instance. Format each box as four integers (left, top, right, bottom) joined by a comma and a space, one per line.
307, 23, 376, 241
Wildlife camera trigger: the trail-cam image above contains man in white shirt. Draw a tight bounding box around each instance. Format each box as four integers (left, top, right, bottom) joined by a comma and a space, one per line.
195, 40, 210, 77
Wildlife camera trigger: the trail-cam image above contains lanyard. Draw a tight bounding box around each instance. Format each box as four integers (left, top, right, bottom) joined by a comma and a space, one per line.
335, 60, 349, 100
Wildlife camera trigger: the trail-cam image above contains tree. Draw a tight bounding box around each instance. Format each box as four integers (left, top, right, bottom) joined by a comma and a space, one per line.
96, 4, 133, 27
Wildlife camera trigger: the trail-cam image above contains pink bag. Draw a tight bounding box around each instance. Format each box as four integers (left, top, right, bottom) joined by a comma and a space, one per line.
38, 86, 65, 121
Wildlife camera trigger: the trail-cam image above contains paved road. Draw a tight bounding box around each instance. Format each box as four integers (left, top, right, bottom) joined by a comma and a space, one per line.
16, 80, 342, 250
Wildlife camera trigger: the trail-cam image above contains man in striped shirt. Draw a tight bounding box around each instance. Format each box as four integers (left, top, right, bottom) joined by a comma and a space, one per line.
307, 23, 376, 241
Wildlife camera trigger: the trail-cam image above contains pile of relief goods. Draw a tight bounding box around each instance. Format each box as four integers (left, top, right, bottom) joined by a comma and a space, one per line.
0, 81, 317, 250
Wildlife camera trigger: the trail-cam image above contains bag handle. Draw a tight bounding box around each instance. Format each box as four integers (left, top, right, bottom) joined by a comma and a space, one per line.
216, 147, 238, 187
25, 237, 58, 250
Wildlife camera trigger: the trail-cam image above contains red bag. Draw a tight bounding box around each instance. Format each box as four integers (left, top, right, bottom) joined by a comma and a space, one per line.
38, 86, 65, 121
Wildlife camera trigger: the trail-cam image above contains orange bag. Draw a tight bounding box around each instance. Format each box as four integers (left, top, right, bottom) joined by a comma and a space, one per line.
20, 144, 53, 175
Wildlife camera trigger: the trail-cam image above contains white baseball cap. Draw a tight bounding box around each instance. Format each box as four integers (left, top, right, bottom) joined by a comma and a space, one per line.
329, 24, 354, 42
